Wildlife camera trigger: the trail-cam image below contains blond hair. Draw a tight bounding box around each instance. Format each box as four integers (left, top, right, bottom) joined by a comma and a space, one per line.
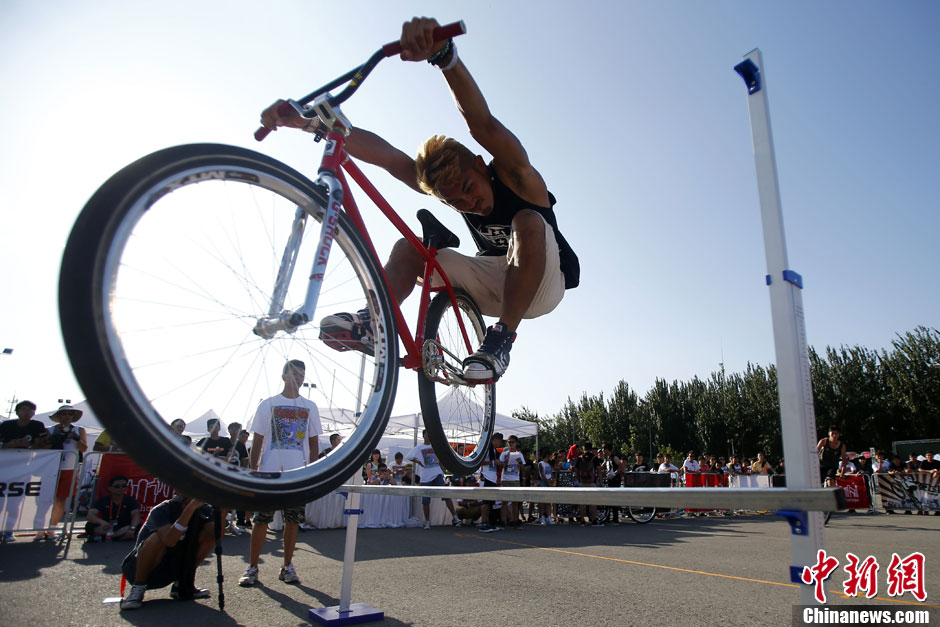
415, 135, 477, 199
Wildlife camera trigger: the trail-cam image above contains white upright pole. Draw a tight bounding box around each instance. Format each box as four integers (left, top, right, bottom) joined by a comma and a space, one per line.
735, 49, 824, 606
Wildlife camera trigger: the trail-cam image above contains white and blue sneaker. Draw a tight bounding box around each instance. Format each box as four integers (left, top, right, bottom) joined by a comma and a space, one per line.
462, 322, 515, 383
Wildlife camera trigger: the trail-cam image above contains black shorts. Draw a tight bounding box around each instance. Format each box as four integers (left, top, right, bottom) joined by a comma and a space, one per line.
819, 465, 839, 484
122, 541, 187, 589
482, 478, 498, 505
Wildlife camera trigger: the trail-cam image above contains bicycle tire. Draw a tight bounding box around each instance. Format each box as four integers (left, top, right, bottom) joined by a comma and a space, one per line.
59, 143, 398, 511
417, 289, 496, 475
627, 506, 657, 524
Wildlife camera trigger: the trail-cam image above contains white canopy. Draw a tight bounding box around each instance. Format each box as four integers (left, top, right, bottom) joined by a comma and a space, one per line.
181, 408, 226, 438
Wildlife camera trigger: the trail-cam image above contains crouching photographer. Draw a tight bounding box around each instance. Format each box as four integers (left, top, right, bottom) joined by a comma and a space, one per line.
120, 493, 215, 610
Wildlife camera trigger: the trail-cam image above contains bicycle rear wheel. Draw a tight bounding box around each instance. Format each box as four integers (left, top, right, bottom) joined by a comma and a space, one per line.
418, 289, 496, 475
59, 143, 398, 511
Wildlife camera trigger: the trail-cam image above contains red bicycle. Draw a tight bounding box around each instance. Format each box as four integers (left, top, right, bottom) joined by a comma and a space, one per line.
59, 22, 496, 510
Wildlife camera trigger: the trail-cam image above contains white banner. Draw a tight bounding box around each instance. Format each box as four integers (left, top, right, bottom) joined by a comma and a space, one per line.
729, 474, 771, 489
0, 450, 60, 531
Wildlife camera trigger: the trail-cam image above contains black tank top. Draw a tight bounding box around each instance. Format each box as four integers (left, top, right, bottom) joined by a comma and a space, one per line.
461, 163, 580, 289
819, 438, 843, 467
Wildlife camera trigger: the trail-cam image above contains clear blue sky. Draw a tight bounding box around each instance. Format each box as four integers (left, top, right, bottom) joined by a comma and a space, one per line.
1, 1, 938, 423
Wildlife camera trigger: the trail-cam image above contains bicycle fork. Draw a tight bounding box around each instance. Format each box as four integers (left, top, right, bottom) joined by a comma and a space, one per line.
251, 172, 344, 340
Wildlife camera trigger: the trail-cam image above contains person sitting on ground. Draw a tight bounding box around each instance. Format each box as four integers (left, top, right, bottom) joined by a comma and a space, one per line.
0, 400, 48, 449
455, 476, 483, 525
120, 493, 214, 610
93, 429, 120, 453
169, 419, 192, 446
196, 418, 231, 458
407, 429, 461, 530
85, 475, 140, 542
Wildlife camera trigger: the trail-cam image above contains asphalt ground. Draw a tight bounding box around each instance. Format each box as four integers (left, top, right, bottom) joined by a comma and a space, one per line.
1, 512, 937, 627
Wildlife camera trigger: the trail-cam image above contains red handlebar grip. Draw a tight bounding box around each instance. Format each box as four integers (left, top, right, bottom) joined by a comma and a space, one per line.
254, 126, 272, 142
381, 20, 466, 57
254, 101, 302, 142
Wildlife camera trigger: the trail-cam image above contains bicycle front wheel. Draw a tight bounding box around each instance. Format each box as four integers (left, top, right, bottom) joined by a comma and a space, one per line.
59, 143, 398, 511
418, 289, 496, 475
627, 506, 657, 524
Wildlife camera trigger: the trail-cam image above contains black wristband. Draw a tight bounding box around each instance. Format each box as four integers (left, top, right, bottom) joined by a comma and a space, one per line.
427, 38, 453, 68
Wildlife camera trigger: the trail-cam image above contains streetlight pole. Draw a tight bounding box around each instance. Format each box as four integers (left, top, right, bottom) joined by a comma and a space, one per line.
302, 382, 317, 399
2, 348, 14, 419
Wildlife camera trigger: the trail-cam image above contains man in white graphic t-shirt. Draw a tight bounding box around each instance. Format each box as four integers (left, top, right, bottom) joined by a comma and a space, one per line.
499, 435, 526, 528
407, 430, 460, 530
239, 360, 322, 588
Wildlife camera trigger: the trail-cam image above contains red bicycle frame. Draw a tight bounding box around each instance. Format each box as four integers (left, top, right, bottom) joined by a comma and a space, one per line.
319, 128, 477, 374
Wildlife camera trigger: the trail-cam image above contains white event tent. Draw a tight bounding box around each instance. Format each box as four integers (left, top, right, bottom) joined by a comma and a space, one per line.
33, 388, 537, 457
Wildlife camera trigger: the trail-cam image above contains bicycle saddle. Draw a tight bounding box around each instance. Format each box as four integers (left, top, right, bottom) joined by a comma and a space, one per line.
417, 209, 460, 250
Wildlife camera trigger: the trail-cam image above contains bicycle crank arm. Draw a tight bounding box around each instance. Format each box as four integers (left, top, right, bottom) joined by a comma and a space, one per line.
422, 339, 478, 386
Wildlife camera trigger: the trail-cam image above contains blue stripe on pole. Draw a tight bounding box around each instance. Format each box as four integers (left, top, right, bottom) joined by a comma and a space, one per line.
783, 270, 803, 289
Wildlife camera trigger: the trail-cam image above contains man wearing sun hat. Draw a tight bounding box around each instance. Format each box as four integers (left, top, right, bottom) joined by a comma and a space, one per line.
44, 405, 88, 538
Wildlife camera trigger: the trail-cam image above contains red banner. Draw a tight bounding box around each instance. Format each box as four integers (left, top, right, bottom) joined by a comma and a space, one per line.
93, 454, 173, 515
834, 474, 870, 509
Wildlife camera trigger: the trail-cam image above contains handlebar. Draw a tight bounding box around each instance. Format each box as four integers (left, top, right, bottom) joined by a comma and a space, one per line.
255, 21, 466, 142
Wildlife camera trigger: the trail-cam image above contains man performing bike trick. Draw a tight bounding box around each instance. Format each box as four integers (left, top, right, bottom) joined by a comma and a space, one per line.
260, 17, 579, 383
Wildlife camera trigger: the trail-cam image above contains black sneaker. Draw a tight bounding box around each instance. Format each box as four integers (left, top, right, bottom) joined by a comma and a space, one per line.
320, 308, 374, 356
462, 322, 516, 382
170, 583, 211, 600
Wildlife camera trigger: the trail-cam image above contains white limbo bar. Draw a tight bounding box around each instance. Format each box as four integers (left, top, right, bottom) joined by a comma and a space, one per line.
343, 484, 844, 512
735, 48, 825, 605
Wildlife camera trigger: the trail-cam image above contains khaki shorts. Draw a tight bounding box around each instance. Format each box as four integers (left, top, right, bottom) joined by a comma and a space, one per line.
252, 507, 305, 526
431, 214, 565, 318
